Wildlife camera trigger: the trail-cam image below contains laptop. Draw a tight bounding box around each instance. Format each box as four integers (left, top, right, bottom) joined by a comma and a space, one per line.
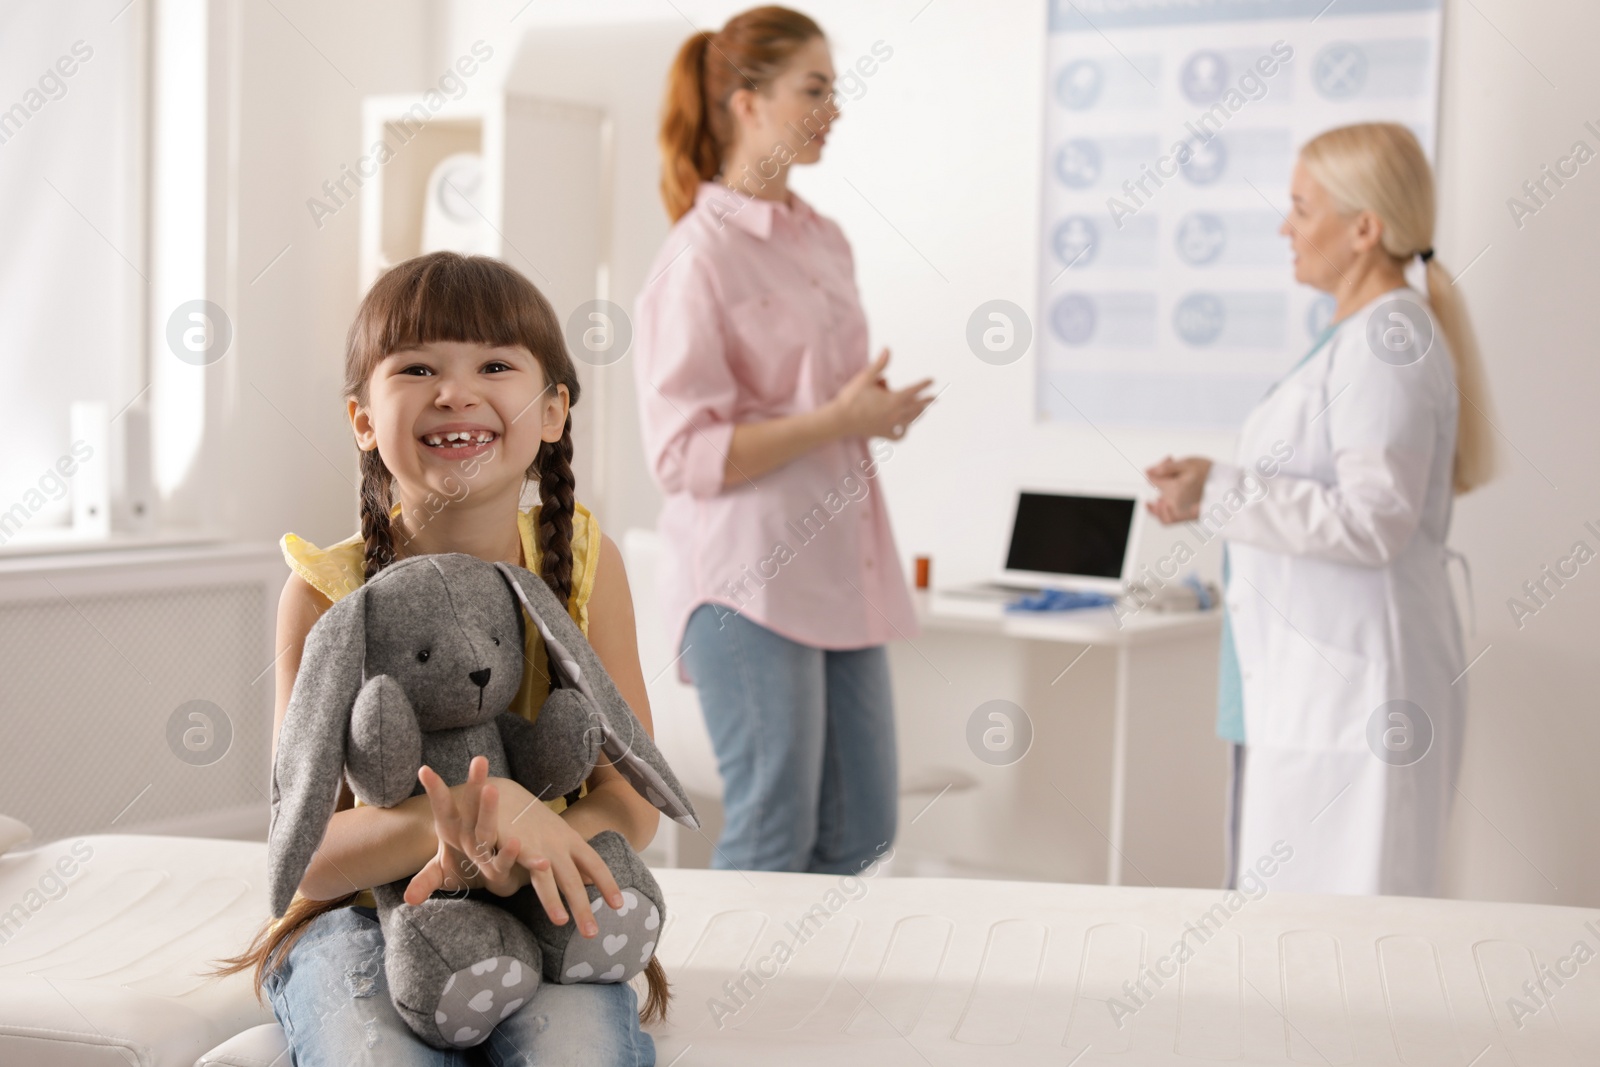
939, 489, 1139, 600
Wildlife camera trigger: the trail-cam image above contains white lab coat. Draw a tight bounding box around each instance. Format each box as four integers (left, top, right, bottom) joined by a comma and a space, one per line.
1206, 286, 1466, 896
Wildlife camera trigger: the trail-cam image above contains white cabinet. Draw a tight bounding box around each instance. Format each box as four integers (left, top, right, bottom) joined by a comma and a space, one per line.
356, 92, 615, 505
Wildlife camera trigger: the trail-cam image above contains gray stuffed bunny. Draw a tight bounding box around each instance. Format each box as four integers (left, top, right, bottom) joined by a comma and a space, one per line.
267, 553, 699, 1049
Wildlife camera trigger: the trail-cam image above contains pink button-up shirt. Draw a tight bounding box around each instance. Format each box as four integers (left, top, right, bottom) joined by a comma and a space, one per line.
635, 181, 920, 683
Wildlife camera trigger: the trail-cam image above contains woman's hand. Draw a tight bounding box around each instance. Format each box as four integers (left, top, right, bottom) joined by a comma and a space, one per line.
827, 348, 936, 441
1145, 456, 1213, 524
405, 756, 526, 904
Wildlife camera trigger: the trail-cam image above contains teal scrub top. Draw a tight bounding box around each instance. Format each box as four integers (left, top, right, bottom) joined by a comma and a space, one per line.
1215, 321, 1340, 744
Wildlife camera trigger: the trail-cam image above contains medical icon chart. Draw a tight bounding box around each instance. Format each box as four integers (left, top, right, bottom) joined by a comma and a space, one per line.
1038, 0, 1443, 430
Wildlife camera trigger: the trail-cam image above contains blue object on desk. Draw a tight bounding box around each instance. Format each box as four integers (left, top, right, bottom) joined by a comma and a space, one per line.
1004, 587, 1117, 613
1181, 573, 1216, 611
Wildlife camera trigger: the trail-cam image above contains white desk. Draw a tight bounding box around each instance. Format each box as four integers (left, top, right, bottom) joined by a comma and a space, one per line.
911, 591, 1221, 887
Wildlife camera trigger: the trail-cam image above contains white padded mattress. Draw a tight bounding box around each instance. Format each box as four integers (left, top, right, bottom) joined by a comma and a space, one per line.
3, 834, 1598, 1065
0, 834, 276, 1066
652, 869, 1600, 1065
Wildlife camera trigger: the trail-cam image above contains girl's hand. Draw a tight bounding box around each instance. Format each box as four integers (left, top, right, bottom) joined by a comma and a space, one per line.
487, 778, 626, 940
1145, 455, 1213, 524
827, 348, 936, 441
405, 756, 525, 904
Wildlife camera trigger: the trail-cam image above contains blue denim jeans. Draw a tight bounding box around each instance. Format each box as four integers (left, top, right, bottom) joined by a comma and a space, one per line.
680, 603, 898, 874
264, 905, 655, 1066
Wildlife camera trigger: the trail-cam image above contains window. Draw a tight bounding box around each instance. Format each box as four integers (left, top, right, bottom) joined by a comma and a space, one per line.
0, 2, 147, 547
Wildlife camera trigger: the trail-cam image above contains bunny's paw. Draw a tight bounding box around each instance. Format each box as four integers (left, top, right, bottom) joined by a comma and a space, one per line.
554, 889, 661, 984
432, 955, 540, 1047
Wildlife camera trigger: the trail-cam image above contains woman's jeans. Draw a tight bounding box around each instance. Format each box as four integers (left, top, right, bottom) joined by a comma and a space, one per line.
680, 602, 898, 874
264, 905, 656, 1066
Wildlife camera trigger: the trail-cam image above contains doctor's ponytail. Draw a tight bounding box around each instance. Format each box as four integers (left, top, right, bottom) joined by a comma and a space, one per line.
1419, 255, 1496, 494
1301, 123, 1496, 494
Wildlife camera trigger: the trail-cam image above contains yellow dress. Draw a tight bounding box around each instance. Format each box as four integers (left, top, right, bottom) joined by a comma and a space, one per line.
274, 501, 601, 915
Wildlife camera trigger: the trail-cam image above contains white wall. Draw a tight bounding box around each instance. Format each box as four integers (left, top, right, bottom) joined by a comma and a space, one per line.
227, 0, 1599, 905
226, 0, 437, 550
1427, 1, 1600, 907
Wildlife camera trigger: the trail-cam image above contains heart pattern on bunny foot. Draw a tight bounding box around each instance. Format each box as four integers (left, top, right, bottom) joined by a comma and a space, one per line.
556, 891, 662, 985
433, 955, 540, 1047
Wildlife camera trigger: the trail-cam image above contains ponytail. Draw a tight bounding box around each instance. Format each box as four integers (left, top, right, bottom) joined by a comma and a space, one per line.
660, 33, 717, 223
1422, 256, 1497, 493
657, 6, 825, 222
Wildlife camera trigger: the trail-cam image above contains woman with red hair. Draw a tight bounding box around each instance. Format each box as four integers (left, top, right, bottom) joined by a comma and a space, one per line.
635, 7, 935, 875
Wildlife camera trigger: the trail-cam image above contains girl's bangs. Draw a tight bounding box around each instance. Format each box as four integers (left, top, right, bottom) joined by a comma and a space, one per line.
375, 255, 541, 357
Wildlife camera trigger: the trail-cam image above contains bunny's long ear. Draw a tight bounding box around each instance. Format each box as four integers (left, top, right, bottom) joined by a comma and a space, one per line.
495, 562, 700, 830
266, 588, 369, 917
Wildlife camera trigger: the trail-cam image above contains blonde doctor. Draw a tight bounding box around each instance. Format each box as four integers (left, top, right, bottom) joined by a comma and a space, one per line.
1146, 123, 1495, 896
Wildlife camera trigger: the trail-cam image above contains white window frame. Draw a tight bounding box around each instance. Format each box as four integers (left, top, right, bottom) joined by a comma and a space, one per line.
1, 0, 239, 559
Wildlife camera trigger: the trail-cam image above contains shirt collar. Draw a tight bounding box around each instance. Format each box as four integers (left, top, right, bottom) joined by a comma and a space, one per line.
694, 180, 814, 239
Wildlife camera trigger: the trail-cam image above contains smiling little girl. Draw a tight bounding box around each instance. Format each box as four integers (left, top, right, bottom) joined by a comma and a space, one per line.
213, 251, 663, 1065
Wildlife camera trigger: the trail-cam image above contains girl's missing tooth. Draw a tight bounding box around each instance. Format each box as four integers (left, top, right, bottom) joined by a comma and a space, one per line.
209, 252, 665, 1065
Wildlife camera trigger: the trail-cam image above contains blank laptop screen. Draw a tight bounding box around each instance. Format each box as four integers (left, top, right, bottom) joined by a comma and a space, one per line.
1004, 492, 1135, 580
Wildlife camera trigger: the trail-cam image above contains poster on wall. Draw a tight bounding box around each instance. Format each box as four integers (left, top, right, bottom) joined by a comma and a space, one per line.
1037, 0, 1442, 430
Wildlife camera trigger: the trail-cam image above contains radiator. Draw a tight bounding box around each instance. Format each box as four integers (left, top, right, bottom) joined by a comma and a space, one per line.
0, 543, 284, 845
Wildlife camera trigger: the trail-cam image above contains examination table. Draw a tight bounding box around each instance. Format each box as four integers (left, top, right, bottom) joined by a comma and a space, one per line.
1, 829, 1596, 1065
